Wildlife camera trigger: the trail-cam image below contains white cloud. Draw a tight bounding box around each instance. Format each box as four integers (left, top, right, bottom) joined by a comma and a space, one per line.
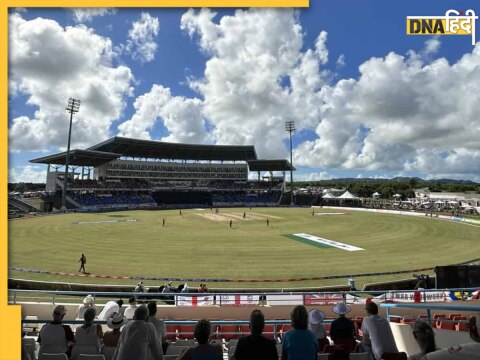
297, 171, 334, 181
336, 54, 346, 67
181, 8, 329, 158
293, 41, 480, 180
9, 165, 46, 183
70, 8, 117, 23
423, 37, 441, 56
314, 31, 328, 65
125, 12, 160, 63
118, 84, 208, 144
8, 13, 134, 152
12, 8, 27, 13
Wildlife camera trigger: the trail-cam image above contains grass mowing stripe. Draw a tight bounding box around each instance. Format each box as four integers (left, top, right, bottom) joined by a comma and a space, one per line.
283, 234, 332, 249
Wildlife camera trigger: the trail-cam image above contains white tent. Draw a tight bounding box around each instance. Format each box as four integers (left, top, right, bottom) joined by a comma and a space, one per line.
338, 191, 359, 199
322, 192, 336, 199
372, 192, 381, 197
393, 194, 402, 198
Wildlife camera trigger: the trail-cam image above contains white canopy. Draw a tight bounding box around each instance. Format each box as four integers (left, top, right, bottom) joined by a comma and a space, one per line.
373, 192, 381, 196
338, 191, 359, 199
322, 192, 336, 199
393, 194, 402, 198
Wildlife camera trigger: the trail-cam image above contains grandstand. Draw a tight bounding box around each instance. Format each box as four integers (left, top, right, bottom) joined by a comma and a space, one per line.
29, 137, 294, 211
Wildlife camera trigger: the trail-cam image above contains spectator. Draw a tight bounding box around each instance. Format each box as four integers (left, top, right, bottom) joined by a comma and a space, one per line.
330, 302, 356, 352
98, 299, 123, 320
178, 319, 223, 360
234, 309, 278, 360
37, 305, 74, 356
104, 313, 127, 347
70, 307, 103, 360
359, 302, 398, 360
124, 297, 138, 320
420, 315, 480, 359
408, 320, 437, 360
308, 309, 329, 352
147, 301, 168, 354
282, 305, 318, 360
135, 281, 145, 293
76, 294, 96, 319
112, 305, 163, 360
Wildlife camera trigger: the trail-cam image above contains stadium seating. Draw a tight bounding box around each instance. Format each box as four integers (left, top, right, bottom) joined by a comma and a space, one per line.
219, 324, 240, 341
101, 346, 115, 360
22, 337, 36, 360
78, 355, 105, 360
177, 325, 196, 339
381, 352, 407, 360
350, 353, 370, 360
38, 354, 68, 360
165, 324, 178, 340
166, 345, 189, 355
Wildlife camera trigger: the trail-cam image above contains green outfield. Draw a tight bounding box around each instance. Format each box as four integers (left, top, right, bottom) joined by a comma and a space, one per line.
8, 208, 480, 289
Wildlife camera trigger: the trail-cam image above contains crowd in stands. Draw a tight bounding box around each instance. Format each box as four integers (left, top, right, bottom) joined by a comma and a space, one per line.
212, 192, 281, 205
24, 296, 480, 360
70, 193, 156, 207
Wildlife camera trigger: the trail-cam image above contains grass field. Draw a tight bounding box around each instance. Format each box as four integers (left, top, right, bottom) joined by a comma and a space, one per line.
8, 208, 480, 289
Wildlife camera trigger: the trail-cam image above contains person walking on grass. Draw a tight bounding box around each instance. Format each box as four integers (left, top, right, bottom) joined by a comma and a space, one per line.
267, 219, 269, 227
78, 253, 87, 273
229, 219, 233, 228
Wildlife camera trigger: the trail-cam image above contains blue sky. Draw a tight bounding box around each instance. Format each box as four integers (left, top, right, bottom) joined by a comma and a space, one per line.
8, 1, 480, 183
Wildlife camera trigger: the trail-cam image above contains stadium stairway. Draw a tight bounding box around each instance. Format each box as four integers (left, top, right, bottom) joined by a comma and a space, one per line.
8, 197, 41, 213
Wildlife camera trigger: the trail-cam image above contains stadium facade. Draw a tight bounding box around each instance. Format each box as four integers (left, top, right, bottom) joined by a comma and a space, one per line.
30, 137, 294, 211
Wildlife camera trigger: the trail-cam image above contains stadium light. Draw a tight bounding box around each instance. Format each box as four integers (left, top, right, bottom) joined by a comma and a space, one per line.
61, 98, 81, 210
285, 121, 295, 206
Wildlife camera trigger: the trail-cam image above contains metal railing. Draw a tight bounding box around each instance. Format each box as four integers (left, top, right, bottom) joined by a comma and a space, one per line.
9, 287, 479, 306
381, 302, 480, 325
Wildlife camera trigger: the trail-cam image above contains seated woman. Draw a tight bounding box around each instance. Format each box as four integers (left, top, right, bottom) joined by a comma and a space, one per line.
308, 309, 329, 352
70, 307, 103, 360
178, 319, 223, 360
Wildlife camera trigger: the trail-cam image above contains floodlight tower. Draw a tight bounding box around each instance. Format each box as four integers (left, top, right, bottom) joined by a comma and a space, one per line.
285, 120, 295, 206
61, 97, 81, 210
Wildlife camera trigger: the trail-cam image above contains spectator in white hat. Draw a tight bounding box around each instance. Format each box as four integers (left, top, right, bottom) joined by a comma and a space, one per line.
308, 309, 329, 352
330, 302, 356, 351
76, 294, 96, 319
104, 313, 127, 347
103, 313, 127, 359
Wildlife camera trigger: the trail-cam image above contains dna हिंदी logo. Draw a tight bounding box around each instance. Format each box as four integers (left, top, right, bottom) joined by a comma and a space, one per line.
407, 9, 478, 45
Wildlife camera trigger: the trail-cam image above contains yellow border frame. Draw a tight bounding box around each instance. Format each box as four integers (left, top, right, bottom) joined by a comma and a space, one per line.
1, 1, 308, 359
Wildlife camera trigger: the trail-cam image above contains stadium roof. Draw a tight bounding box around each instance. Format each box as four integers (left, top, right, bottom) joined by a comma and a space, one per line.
30, 149, 121, 167
247, 159, 295, 172
87, 136, 257, 161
